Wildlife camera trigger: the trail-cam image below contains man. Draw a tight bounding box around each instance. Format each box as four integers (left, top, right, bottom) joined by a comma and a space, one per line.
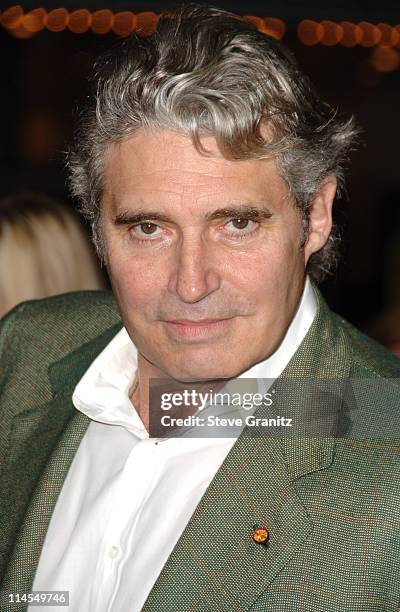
1, 5, 400, 611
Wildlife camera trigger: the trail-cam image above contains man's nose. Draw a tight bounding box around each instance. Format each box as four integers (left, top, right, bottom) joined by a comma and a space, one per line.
168, 235, 221, 303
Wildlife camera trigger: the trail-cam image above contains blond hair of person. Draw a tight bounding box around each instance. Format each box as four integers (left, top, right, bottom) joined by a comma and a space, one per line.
0, 192, 106, 318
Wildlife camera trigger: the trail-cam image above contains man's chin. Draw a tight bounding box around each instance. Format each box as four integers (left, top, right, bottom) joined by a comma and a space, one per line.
159, 361, 244, 384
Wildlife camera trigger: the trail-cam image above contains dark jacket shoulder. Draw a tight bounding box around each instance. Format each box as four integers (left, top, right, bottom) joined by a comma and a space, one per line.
331, 310, 400, 379
0, 291, 122, 404
1, 290, 121, 363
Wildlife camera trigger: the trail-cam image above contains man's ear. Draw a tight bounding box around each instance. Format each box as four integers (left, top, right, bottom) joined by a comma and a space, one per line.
304, 175, 337, 265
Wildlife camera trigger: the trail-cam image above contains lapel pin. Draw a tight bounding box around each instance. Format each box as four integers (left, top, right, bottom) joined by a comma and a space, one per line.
252, 525, 270, 545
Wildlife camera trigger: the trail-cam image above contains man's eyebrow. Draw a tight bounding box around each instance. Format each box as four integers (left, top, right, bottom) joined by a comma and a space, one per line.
206, 206, 273, 221
112, 210, 174, 225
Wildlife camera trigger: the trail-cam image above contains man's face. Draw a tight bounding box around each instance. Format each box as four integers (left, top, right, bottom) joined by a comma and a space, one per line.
101, 129, 310, 381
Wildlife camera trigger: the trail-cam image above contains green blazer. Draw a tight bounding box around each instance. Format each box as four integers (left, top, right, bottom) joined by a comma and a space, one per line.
0, 288, 400, 611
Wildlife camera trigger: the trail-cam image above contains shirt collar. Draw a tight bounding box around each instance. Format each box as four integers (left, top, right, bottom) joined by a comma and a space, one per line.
241, 276, 316, 381
72, 277, 316, 436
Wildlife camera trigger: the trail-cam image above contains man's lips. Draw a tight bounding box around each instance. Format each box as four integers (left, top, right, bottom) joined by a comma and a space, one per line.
165, 318, 230, 325
162, 317, 234, 340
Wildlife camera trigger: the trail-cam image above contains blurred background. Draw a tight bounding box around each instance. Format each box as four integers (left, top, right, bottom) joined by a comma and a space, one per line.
1, 1, 399, 353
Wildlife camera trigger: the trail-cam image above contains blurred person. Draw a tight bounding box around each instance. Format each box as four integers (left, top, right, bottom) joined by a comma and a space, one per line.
0, 191, 106, 317
0, 5, 400, 612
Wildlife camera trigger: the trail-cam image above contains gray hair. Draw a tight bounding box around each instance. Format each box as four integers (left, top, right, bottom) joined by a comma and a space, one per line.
68, 4, 358, 282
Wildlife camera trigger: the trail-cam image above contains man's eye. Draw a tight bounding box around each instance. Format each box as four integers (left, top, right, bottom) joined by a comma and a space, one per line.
133, 222, 161, 237
225, 218, 255, 232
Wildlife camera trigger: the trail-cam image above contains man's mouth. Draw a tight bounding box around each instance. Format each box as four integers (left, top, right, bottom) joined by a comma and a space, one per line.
162, 317, 234, 340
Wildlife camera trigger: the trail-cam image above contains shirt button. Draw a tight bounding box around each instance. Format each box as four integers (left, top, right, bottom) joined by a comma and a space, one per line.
108, 545, 121, 559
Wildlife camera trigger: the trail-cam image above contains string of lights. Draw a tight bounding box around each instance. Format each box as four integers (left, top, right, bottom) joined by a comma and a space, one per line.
1, 4, 400, 51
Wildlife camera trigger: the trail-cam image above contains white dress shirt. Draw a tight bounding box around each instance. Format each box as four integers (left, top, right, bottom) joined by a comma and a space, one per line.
30, 278, 316, 612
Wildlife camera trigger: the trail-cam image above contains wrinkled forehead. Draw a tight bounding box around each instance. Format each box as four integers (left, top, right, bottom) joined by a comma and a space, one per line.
101, 128, 291, 213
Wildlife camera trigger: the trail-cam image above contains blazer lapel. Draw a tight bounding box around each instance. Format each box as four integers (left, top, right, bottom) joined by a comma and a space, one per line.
0, 322, 122, 597
142, 436, 318, 612
143, 288, 351, 611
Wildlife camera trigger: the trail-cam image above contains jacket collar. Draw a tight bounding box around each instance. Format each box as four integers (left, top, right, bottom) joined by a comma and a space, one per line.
279, 284, 352, 480
48, 321, 124, 399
